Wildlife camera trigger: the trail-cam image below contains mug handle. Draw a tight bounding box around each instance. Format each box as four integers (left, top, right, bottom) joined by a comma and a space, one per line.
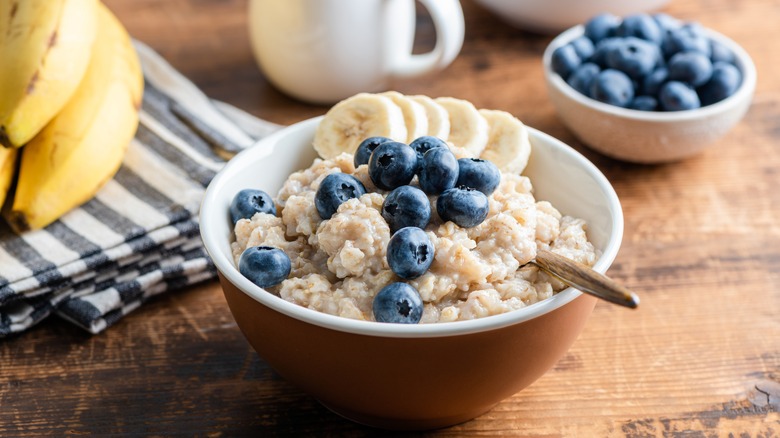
390, 0, 465, 78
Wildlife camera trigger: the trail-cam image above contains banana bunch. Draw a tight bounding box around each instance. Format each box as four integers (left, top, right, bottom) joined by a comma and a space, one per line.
313, 92, 532, 174
0, 0, 143, 232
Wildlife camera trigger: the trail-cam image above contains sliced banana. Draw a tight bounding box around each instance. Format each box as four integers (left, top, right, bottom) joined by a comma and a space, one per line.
313, 93, 407, 159
435, 97, 489, 157
407, 94, 450, 140
478, 109, 532, 174
380, 91, 428, 143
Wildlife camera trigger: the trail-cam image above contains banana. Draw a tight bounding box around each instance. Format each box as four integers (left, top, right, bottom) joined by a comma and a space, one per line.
408, 94, 450, 140
313, 93, 407, 159
6, 4, 143, 232
0, 0, 99, 148
478, 109, 532, 174
380, 91, 428, 143
312, 92, 533, 175
0, 147, 18, 209
435, 97, 489, 157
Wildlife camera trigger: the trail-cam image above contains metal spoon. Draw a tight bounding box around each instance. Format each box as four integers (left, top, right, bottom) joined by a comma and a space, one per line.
531, 249, 639, 309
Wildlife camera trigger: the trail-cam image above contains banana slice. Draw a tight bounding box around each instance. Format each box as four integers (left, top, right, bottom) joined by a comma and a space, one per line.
435, 97, 489, 157
313, 93, 407, 159
478, 109, 532, 174
408, 95, 450, 140
380, 91, 428, 143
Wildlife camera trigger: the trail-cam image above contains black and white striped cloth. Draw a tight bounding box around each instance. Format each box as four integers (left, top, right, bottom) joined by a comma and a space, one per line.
0, 42, 281, 336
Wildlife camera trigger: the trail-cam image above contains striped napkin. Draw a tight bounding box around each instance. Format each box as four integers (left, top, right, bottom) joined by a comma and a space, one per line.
0, 41, 281, 336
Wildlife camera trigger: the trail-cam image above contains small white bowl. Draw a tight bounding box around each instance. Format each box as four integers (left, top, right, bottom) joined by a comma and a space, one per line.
474, 0, 669, 34
543, 25, 757, 163
200, 116, 624, 429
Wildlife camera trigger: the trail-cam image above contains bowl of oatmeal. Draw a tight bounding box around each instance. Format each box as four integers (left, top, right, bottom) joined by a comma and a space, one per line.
200, 116, 623, 430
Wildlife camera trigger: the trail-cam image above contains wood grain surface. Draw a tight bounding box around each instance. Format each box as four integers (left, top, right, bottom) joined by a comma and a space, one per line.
2, 0, 779, 436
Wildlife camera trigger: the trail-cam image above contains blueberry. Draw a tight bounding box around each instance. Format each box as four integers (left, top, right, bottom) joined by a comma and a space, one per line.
354, 136, 392, 167
652, 13, 682, 32
570, 36, 595, 60
591, 37, 623, 68
710, 40, 735, 64
368, 141, 418, 191
239, 246, 291, 288
616, 14, 663, 45
418, 147, 459, 195
584, 13, 620, 43
372, 282, 423, 324
641, 67, 669, 96
590, 69, 635, 107
567, 62, 601, 97
437, 187, 489, 228
662, 23, 711, 58
409, 136, 448, 168
668, 51, 713, 87
386, 227, 434, 280
315, 172, 366, 220
551, 44, 581, 80
654, 48, 668, 68
230, 189, 275, 223
456, 158, 500, 195
382, 185, 431, 233
629, 95, 659, 111
606, 36, 660, 80
659, 81, 701, 111
698, 62, 742, 106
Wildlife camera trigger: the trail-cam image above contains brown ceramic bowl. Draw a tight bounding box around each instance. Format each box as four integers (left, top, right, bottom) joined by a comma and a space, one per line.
200, 117, 624, 430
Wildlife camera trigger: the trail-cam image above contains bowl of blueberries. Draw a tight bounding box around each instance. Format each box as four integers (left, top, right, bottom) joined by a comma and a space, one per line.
543, 12, 756, 163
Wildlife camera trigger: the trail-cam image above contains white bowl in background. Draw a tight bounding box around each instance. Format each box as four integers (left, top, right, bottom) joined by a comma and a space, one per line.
474, 0, 670, 34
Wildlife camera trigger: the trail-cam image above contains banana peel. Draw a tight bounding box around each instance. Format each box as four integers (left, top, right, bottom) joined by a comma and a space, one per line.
0, 147, 18, 210
0, 0, 99, 148
4, 3, 143, 232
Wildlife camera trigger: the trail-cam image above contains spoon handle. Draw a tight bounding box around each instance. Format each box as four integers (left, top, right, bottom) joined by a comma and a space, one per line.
532, 249, 639, 309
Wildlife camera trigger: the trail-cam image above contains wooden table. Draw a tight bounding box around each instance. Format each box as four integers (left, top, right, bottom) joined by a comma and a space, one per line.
2, 0, 778, 436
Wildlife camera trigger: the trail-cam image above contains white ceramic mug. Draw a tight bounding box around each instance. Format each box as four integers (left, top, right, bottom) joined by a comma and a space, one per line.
248, 0, 465, 104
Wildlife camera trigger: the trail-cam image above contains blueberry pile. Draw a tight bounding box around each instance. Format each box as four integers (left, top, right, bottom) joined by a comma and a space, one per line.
357, 135, 502, 323
231, 136, 502, 324
552, 13, 743, 111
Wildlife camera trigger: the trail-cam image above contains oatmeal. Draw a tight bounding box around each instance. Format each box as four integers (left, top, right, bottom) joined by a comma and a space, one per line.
231, 150, 598, 323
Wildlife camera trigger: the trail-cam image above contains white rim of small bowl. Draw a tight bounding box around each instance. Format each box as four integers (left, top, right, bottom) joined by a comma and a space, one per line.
200, 116, 624, 338
542, 25, 757, 121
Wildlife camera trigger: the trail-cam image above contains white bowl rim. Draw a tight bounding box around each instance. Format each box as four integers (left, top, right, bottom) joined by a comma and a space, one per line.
542, 24, 758, 122
471, 0, 672, 34
200, 116, 624, 339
